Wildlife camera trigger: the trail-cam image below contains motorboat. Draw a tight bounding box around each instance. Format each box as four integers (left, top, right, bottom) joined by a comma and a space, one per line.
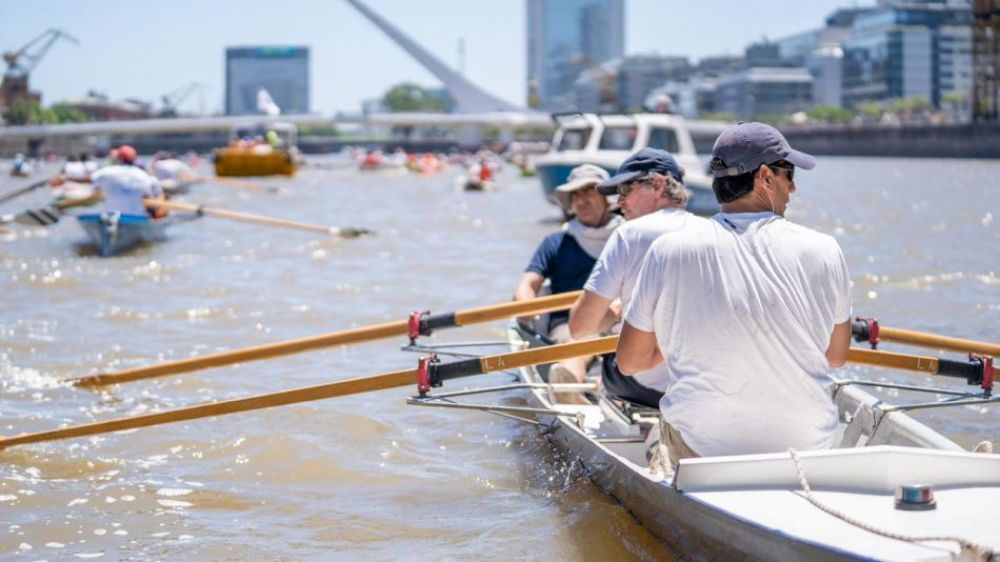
534, 113, 719, 215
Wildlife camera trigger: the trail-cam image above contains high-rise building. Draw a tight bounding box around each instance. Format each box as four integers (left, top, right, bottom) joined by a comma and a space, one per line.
841, 2, 972, 109
972, 0, 999, 121
526, 0, 624, 110
225, 46, 309, 116
715, 68, 814, 119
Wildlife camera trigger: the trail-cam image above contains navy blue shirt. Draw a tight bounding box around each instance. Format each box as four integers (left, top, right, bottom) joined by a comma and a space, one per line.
525, 231, 596, 327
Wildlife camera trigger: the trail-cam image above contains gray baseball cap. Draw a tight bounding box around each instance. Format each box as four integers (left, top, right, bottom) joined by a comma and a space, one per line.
710, 121, 815, 178
596, 147, 685, 195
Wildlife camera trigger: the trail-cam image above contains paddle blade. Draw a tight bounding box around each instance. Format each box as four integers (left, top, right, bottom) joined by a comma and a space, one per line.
14, 206, 62, 226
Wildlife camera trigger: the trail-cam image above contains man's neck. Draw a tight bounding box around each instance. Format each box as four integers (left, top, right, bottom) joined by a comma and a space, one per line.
719, 190, 774, 214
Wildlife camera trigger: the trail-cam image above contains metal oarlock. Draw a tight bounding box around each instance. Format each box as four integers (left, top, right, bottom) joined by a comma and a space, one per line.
408, 310, 431, 344
973, 354, 994, 396
416, 354, 440, 396
853, 317, 881, 349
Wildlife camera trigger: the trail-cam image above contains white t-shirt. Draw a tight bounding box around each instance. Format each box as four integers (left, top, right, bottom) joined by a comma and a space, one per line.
625, 212, 851, 457
584, 207, 704, 390
151, 158, 192, 181
62, 161, 89, 181
92, 165, 163, 216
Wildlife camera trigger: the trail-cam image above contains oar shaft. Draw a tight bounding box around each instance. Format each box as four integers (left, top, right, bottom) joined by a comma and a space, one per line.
879, 326, 999, 357
848, 348, 940, 373
454, 291, 581, 326
71, 292, 584, 387
198, 176, 266, 191
144, 199, 336, 235
0, 369, 416, 450
0, 177, 53, 205
72, 320, 410, 386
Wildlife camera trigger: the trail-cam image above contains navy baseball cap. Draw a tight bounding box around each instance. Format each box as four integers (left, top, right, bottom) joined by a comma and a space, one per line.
596, 147, 685, 195
710, 121, 815, 178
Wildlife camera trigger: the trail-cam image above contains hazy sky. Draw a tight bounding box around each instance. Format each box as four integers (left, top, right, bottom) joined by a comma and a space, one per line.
2, 0, 862, 114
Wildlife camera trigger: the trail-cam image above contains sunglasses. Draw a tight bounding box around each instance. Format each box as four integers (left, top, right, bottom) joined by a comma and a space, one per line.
768, 160, 795, 181
618, 176, 654, 197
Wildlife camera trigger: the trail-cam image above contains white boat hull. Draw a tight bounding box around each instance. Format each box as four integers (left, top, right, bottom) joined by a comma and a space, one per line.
507, 324, 1000, 561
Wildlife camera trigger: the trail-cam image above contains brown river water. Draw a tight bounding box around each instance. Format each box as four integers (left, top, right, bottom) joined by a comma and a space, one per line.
0, 155, 997, 560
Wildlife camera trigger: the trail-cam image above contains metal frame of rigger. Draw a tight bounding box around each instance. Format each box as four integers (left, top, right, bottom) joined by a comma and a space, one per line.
399, 324, 999, 560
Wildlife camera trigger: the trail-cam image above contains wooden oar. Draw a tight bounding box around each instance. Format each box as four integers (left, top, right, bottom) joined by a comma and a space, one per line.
142, 199, 370, 237
0, 337, 611, 451
197, 176, 279, 193
853, 318, 999, 357
0, 338, 984, 452
0, 176, 56, 205
68, 291, 584, 387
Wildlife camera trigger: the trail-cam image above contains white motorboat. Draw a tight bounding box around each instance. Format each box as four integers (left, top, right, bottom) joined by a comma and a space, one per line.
534, 113, 720, 215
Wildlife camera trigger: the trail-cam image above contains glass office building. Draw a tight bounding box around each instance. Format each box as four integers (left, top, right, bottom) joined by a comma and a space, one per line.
841, 2, 972, 108
225, 46, 310, 116
526, 0, 624, 110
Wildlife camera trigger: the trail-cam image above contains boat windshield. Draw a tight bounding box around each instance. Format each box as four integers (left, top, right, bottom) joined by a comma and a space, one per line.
598, 126, 637, 151
556, 128, 592, 151
648, 127, 680, 153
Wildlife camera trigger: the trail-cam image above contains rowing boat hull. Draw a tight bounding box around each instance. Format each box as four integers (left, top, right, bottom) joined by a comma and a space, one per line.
214, 147, 296, 177
77, 213, 168, 257
508, 324, 1000, 561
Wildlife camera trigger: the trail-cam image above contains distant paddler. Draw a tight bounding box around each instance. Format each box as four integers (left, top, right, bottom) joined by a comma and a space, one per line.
92, 145, 168, 218
10, 153, 33, 177
149, 151, 198, 194
50, 154, 99, 207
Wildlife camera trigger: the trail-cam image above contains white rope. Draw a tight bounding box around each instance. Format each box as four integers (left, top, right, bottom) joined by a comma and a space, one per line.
787, 448, 998, 562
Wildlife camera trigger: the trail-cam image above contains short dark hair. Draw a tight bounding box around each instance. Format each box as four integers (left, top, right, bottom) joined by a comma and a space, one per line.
712, 171, 755, 203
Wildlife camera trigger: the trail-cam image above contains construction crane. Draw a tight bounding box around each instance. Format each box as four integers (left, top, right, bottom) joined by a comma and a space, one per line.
1, 28, 79, 109
160, 81, 206, 117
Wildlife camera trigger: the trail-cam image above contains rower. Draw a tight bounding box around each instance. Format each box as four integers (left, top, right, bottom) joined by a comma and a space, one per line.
514, 164, 624, 404
617, 122, 852, 475
91, 145, 167, 218
568, 148, 705, 408
62, 154, 91, 182
149, 151, 197, 191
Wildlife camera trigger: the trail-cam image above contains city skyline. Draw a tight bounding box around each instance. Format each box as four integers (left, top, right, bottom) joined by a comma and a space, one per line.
3, 0, 858, 115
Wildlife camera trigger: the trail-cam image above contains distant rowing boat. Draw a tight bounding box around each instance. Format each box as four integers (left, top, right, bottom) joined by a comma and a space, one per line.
77, 212, 169, 257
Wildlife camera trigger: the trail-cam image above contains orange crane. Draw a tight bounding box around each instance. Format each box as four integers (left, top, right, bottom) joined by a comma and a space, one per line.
1, 28, 79, 110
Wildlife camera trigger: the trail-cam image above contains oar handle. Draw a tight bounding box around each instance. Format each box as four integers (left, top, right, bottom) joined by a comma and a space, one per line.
853, 317, 999, 357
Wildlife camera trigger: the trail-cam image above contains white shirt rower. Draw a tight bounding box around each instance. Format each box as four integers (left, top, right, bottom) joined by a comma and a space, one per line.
92, 145, 164, 216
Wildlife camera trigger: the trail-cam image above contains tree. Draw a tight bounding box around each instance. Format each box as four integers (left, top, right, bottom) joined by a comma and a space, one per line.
806, 105, 856, 124
5, 99, 86, 125
382, 83, 446, 113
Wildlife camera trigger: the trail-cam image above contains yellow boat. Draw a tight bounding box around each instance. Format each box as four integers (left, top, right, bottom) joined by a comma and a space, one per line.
214, 122, 298, 177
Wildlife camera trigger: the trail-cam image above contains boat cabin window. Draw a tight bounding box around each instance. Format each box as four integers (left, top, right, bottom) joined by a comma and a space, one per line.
556, 128, 592, 151
648, 127, 680, 153
598, 127, 637, 150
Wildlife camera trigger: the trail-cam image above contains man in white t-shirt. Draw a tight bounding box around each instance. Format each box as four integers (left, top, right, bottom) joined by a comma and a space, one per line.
617, 122, 852, 473
567, 147, 706, 408
149, 152, 197, 192
91, 145, 166, 217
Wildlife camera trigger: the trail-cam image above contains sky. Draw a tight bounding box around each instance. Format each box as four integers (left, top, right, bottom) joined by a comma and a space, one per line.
1, 0, 865, 115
